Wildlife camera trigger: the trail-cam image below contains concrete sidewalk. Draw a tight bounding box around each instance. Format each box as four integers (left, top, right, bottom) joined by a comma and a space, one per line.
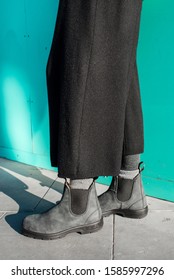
0, 158, 174, 260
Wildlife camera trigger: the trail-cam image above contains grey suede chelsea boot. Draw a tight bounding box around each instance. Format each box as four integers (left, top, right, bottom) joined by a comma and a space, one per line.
98, 162, 148, 219
22, 178, 103, 240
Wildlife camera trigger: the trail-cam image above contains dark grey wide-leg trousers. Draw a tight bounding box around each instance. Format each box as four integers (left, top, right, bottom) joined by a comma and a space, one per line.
46, 0, 144, 179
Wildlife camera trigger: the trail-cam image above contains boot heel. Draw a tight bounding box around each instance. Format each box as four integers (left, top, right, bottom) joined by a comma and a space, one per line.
78, 218, 103, 234
119, 206, 148, 219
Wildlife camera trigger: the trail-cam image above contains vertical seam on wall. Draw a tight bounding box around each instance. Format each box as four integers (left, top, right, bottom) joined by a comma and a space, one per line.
24, 0, 34, 153
76, 0, 99, 176
24, 0, 28, 35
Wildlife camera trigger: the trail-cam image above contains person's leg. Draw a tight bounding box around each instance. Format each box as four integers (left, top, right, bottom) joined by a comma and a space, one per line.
115, 57, 147, 216
22, 0, 145, 238
119, 154, 140, 179
98, 0, 148, 219
22, 0, 104, 239
98, 59, 148, 219
120, 58, 144, 179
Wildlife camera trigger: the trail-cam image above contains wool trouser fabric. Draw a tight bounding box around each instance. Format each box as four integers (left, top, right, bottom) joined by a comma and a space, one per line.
46, 0, 144, 179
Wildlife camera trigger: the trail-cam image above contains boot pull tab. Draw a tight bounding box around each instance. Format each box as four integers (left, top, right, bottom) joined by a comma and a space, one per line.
110, 176, 118, 193
138, 161, 145, 173
64, 177, 70, 187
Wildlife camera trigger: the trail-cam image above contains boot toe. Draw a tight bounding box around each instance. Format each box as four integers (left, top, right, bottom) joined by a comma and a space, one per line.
22, 214, 40, 232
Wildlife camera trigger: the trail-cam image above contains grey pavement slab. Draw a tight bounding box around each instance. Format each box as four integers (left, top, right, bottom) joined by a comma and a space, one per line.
113, 207, 174, 260
147, 196, 174, 211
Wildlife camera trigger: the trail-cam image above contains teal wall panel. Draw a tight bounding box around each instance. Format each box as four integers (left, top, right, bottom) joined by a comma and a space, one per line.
0, 0, 59, 169
0, 0, 174, 200
0, 0, 32, 153
139, 0, 174, 181
137, 0, 174, 201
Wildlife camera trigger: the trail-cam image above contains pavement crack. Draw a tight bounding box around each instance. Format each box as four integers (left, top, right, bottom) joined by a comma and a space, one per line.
111, 215, 115, 260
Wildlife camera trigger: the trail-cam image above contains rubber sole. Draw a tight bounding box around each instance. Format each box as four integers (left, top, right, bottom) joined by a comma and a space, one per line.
103, 206, 148, 219
22, 218, 103, 240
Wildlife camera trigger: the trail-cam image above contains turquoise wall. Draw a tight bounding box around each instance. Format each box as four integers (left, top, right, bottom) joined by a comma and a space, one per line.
0, 0, 58, 168
0, 0, 174, 201
138, 0, 174, 201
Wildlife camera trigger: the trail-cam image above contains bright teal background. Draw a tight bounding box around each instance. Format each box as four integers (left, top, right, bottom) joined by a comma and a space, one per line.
0, 0, 174, 201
